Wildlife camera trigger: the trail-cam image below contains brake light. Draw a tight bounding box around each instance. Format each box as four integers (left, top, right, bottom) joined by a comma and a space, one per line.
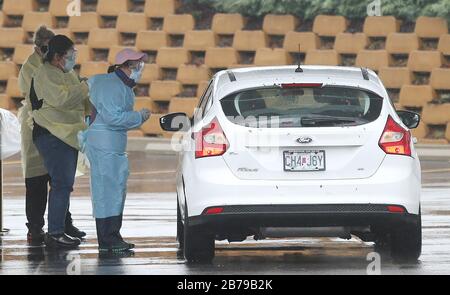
195, 117, 229, 158
203, 207, 224, 215
378, 116, 411, 156
281, 83, 323, 88
387, 205, 406, 213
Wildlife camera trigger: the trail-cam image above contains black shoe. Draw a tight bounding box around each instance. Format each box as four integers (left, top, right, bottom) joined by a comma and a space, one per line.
65, 223, 86, 239
26, 223, 45, 246
99, 240, 134, 253
44, 233, 81, 250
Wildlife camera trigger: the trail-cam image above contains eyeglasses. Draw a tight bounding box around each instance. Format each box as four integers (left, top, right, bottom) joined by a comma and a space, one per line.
129, 61, 144, 71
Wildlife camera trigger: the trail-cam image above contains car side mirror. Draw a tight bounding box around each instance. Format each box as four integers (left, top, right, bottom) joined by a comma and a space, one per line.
397, 110, 420, 129
159, 112, 190, 132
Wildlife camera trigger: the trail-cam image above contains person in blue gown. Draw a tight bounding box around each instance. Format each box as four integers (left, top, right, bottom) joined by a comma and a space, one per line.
80, 49, 151, 252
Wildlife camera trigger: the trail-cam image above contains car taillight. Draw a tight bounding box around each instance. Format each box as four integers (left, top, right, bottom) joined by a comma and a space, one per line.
195, 117, 229, 158
203, 207, 224, 215
387, 205, 406, 213
378, 116, 411, 156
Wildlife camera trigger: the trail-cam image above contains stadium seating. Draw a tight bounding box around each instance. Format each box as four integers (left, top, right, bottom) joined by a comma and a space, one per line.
283, 32, 319, 53
76, 45, 93, 65
0, 28, 26, 47
140, 64, 162, 83
399, 85, 435, 107
414, 16, 448, 38
334, 33, 367, 54
263, 14, 298, 35
233, 30, 268, 51
162, 14, 194, 34
6, 77, 22, 98
385, 33, 420, 54
438, 34, 450, 55
254, 48, 292, 66
156, 47, 190, 68
79, 62, 110, 78
68, 13, 101, 33
13, 44, 34, 65
149, 80, 182, 101
134, 97, 157, 112
422, 104, 450, 125
2, 0, 36, 16
0, 62, 18, 80
379, 67, 412, 89
144, 0, 180, 18
136, 31, 168, 51
0, 94, 14, 110
117, 12, 149, 33
355, 50, 391, 71
184, 30, 216, 51
363, 16, 399, 37
313, 15, 347, 37
430, 68, 450, 90
22, 12, 55, 33
168, 97, 199, 117
176, 64, 210, 85
49, 0, 70, 17
305, 50, 340, 66
88, 28, 120, 49
97, 0, 130, 17
205, 47, 239, 68
407, 50, 443, 72
211, 14, 244, 34
0, 6, 448, 141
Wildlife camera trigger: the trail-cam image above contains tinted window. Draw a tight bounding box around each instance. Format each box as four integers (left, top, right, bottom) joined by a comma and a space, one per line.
220, 86, 383, 128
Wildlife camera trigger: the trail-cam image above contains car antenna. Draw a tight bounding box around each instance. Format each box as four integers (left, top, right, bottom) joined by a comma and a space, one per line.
295, 43, 303, 72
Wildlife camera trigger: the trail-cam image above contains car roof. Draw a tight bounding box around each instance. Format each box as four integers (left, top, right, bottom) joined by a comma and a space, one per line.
213, 65, 386, 100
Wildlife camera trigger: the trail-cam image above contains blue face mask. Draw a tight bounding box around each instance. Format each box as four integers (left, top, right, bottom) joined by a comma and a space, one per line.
129, 62, 144, 83
130, 67, 143, 83
63, 52, 76, 72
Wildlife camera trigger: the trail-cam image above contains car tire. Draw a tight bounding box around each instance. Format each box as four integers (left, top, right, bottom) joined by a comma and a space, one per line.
390, 210, 422, 262
176, 198, 184, 251
183, 203, 215, 263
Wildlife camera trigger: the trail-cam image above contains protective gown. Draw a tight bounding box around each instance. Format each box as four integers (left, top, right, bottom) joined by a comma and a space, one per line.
79, 72, 143, 219
32, 63, 90, 150
17, 52, 47, 178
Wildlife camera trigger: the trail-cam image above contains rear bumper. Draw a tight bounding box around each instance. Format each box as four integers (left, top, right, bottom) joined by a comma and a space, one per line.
182, 154, 421, 216
188, 204, 419, 230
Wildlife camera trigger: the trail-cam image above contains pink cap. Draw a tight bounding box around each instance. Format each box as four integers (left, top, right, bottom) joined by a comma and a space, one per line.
115, 48, 148, 65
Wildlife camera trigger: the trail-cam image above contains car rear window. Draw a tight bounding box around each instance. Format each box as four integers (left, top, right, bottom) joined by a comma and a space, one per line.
220, 86, 383, 128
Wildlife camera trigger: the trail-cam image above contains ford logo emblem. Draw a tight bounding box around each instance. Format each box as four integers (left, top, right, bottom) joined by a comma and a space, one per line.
296, 137, 313, 144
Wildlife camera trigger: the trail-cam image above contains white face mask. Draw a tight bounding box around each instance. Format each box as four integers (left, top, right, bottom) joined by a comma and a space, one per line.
129, 61, 144, 83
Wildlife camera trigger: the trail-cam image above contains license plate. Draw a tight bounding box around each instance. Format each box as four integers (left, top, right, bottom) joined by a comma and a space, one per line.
283, 150, 326, 172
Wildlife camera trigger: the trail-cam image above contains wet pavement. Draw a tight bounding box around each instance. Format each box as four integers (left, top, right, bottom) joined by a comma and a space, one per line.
1, 152, 450, 275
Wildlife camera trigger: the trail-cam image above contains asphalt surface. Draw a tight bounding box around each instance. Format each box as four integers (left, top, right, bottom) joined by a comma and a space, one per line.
1, 152, 450, 275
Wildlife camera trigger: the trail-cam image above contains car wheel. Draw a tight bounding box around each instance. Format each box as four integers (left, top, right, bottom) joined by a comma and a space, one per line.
390, 210, 422, 262
183, 203, 215, 263
176, 198, 184, 251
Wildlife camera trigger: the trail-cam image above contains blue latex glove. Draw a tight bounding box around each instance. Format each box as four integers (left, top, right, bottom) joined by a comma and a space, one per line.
139, 108, 151, 122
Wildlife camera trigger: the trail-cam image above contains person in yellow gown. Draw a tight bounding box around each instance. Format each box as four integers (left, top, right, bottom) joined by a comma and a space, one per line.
29, 35, 90, 249
18, 26, 85, 245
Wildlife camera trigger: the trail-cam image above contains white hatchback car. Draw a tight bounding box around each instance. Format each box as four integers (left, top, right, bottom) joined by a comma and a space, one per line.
160, 65, 422, 263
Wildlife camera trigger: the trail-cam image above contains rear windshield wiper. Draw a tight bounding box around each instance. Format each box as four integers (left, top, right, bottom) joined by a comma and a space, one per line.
301, 115, 357, 127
